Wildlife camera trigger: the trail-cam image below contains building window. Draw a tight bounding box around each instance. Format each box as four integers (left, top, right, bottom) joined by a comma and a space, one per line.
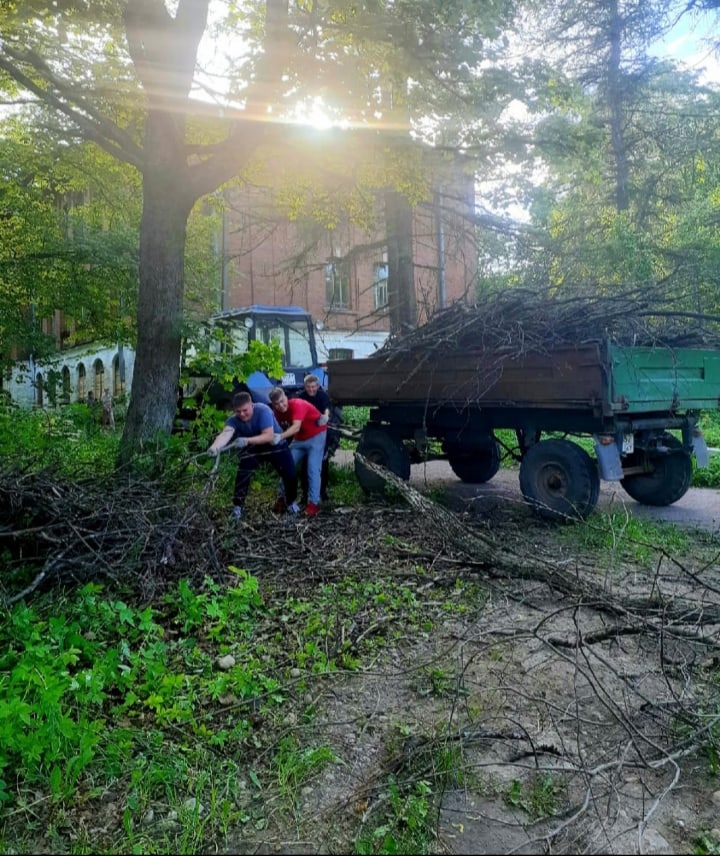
61, 367, 71, 404
329, 348, 354, 360
46, 370, 59, 407
325, 259, 350, 310
113, 354, 123, 397
93, 359, 104, 399
373, 262, 389, 310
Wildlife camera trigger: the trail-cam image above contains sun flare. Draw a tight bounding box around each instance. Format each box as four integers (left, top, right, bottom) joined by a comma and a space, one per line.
289, 96, 344, 130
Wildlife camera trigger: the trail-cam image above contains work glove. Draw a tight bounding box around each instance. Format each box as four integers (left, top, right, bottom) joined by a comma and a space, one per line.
316, 413, 329, 426
271, 433, 283, 445
207, 446, 219, 457
232, 437, 249, 450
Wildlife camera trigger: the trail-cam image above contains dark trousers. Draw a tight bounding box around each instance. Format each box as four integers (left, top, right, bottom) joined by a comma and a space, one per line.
233, 445, 297, 508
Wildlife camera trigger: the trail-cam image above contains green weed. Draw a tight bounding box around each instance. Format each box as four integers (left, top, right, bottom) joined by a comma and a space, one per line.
559, 509, 695, 566
0, 573, 285, 852
354, 776, 434, 855
272, 736, 340, 808
695, 833, 720, 855
0, 406, 121, 475
416, 666, 463, 698
327, 459, 365, 505
505, 773, 562, 819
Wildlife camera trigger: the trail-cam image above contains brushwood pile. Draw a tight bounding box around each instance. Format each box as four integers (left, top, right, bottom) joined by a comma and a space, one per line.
373, 286, 720, 359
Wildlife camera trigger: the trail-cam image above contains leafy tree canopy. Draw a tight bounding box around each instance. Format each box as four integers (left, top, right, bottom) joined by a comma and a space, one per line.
0, 0, 541, 463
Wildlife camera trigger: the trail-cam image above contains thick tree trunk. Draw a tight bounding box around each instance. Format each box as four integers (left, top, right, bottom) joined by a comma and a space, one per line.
385, 189, 417, 336
119, 111, 194, 464
607, 0, 629, 212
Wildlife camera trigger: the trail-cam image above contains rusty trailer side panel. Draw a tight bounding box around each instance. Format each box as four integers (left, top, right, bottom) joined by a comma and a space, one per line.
328, 343, 609, 414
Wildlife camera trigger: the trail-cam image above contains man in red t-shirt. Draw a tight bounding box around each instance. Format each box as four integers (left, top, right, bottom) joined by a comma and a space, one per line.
269, 387, 327, 517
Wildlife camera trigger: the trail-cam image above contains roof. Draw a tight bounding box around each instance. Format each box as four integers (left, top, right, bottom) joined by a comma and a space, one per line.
211, 305, 311, 321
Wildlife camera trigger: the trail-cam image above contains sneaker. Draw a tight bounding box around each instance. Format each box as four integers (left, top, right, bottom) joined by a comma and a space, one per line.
230, 506, 243, 521
287, 501, 300, 514
273, 496, 287, 514
305, 502, 319, 517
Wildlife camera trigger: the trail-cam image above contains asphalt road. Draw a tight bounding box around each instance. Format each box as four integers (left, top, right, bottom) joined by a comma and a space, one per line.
334, 450, 720, 533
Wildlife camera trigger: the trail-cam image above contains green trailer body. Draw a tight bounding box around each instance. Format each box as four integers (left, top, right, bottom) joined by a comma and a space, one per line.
327, 340, 719, 519
608, 344, 720, 413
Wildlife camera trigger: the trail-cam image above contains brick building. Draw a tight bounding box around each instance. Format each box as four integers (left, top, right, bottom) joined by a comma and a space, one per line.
3, 157, 478, 406
222, 169, 478, 359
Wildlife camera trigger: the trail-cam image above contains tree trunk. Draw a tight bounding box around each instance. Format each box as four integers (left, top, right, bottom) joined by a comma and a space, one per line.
119, 110, 194, 465
385, 189, 417, 336
607, 0, 629, 212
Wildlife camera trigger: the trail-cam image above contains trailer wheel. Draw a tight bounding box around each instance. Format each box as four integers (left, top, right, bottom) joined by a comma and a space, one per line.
355, 427, 411, 493
447, 441, 501, 484
519, 439, 600, 520
620, 434, 692, 506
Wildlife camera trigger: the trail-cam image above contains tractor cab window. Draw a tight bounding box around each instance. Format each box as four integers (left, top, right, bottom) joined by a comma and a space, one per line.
253, 316, 314, 369
226, 325, 250, 354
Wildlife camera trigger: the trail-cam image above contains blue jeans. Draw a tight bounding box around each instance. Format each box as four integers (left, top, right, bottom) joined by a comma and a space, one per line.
289, 433, 326, 504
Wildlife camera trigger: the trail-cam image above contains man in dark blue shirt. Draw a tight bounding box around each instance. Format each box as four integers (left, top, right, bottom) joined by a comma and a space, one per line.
208, 391, 298, 521
298, 374, 341, 503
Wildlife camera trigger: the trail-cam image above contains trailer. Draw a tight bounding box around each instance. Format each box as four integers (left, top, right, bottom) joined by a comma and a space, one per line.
328, 340, 719, 518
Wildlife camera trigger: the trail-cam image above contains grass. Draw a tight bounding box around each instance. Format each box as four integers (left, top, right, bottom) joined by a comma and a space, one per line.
559, 508, 702, 565
354, 777, 434, 855
505, 773, 563, 820
0, 409, 488, 856
3, 404, 720, 853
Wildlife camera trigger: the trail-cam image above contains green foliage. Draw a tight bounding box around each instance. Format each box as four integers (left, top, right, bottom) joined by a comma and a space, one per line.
182, 330, 284, 389
504, 773, 561, 819
695, 412, 720, 489
415, 666, 463, 698
525, 32, 720, 315
0, 403, 121, 475
560, 509, 694, 567
341, 406, 371, 430
164, 571, 262, 639
354, 777, 434, 855
700, 411, 720, 449
695, 832, 720, 855
327, 459, 365, 505
0, 573, 277, 835
0, 116, 141, 360
692, 454, 720, 489
272, 736, 340, 808
670, 679, 720, 780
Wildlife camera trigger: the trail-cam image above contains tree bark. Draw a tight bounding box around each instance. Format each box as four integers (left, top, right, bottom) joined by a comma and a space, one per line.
607, 0, 629, 212
117, 0, 208, 464
119, 111, 195, 463
385, 189, 417, 335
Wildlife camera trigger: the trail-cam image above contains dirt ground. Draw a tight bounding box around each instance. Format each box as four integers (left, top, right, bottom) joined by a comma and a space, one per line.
224, 459, 720, 855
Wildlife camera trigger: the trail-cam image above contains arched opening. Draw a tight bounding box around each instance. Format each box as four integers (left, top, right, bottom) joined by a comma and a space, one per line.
61, 367, 71, 404
93, 359, 104, 400
77, 363, 87, 401
112, 354, 122, 398
35, 372, 44, 407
